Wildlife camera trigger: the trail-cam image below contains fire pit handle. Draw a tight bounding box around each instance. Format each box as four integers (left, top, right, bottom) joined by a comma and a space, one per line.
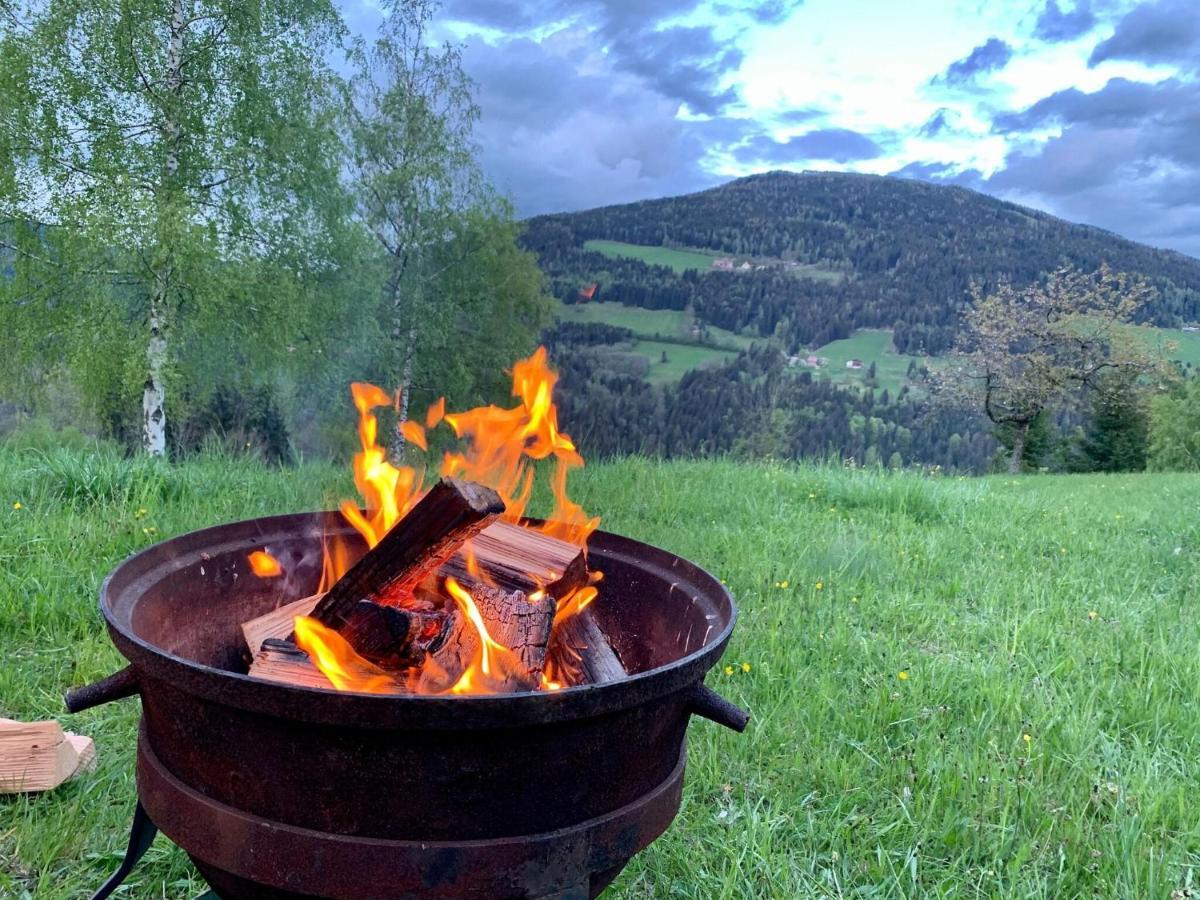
64, 665, 141, 714
687, 683, 749, 733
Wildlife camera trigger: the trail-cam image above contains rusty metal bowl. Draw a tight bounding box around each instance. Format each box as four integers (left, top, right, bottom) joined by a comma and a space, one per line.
69, 511, 746, 899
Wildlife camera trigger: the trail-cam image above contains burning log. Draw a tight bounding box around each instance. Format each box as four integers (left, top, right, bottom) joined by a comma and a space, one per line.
241, 521, 589, 656
445, 521, 588, 601
546, 610, 628, 686
248, 639, 410, 695
307, 477, 504, 637
472, 584, 556, 679
342, 600, 448, 669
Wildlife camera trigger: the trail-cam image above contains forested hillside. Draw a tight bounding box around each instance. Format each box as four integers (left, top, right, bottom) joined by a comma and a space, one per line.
525, 171, 1200, 354
519, 172, 1200, 473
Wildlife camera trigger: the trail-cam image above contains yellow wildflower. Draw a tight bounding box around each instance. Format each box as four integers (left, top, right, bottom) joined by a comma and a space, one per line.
12, 501, 21, 510
1022, 733, 1032, 744
142, 526, 157, 536
779, 579, 789, 589
134, 507, 148, 519
808, 492, 816, 499
1088, 610, 1099, 621
1060, 547, 1067, 554
724, 665, 734, 676
898, 670, 909, 681
814, 581, 824, 591
741, 662, 751, 673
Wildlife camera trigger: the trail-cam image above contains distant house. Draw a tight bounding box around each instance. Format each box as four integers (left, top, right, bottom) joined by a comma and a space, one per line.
738, 261, 752, 271
846, 359, 864, 370
1183, 325, 1199, 333
712, 257, 734, 271
578, 282, 599, 302
803, 354, 823, 368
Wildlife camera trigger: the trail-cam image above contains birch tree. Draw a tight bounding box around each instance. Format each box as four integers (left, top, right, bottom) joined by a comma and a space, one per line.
0, 0, 345, 455
940, 265, 1163, 473
343, 0, 483, 458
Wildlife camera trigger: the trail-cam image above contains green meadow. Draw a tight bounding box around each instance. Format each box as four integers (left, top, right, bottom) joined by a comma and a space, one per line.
583, 239, 721, 274
2, 442, 1200, 897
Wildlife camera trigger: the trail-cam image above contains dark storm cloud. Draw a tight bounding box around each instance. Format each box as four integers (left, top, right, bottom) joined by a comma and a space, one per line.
1033, 0, 1096, 42
606, 24, 744, 115
938, 37, 1014, 85
994, 77, 1196, 131
1088, 0, 1200, 70
442, 0, 754, 114
735, 128, 882, 164
460, 32, 743, 215
975, 74, 1200, 257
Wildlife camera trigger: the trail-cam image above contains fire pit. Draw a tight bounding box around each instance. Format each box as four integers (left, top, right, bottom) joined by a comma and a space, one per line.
69, 512, 744, 898
65, 348, 747, 898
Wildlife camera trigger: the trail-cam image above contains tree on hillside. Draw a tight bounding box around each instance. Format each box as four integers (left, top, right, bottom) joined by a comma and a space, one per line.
1147, 378, 1200, 471
938, 265, 1164, 473
1069, 370, 1151, 472
0, 0, 346, 456
343, 0, 491, 459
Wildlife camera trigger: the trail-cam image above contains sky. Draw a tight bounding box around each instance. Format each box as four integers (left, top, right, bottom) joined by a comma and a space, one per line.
339, 0, 1200, 258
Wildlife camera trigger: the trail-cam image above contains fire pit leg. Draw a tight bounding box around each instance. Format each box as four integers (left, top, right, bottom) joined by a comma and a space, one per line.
91, 801, 158, 900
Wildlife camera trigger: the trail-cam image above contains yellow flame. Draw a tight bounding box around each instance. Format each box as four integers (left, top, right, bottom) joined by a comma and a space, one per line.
293, 616, 398, 693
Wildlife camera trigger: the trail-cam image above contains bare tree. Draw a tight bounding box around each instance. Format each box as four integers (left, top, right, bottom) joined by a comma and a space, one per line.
939, 265, 1164, 473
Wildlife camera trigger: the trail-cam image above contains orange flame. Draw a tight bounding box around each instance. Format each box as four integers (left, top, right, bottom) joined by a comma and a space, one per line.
293, 616, 399, 693
258, 349, 603, 696
248, 550, 283, 578
444, 577, 529, 694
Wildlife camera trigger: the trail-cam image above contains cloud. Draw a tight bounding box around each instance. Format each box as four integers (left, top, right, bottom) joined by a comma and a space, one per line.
605, 24, 744, 115
462, 30, 739, 215
938, 37, 1015, 85
734, 128, 882, 164
441, 0, 757, 115
918, 108, 960, 138
979, 76, 1200, 256
1088, 0, 1200, 71
1033, 0, 1096, 42
890, 160, 985, 190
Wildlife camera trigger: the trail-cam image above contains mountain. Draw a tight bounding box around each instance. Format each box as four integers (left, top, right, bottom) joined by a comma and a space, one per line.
523, 170, 1200, 355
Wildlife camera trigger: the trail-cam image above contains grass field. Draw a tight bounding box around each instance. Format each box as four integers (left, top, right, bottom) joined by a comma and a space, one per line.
631, 339, 737, 385
557, 300, 755, 351
3, 443, 1200, 897
808, 330, 924, 395
583, 239, 719, 274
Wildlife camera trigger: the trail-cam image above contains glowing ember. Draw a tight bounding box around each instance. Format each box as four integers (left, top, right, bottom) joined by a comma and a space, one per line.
248, 550, 283, 578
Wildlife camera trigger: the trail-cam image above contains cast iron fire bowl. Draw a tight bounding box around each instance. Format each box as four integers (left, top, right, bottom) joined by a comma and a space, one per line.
67, 511, 747, 899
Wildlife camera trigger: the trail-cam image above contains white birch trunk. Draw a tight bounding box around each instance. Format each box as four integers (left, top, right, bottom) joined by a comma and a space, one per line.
142, 0, 186, 457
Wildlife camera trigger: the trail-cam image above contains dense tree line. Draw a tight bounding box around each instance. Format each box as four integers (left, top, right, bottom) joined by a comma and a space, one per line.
525, 171, 1200, 355
543, 326, 997, 471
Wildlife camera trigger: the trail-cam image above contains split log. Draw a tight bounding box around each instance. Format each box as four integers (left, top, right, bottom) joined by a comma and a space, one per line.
545, 609, 628, 687
0, 719, 96, 793
242, 593, 321, 654
446, 520, 588, 600
308, 477, 504, 643
247, 639, 411, 695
